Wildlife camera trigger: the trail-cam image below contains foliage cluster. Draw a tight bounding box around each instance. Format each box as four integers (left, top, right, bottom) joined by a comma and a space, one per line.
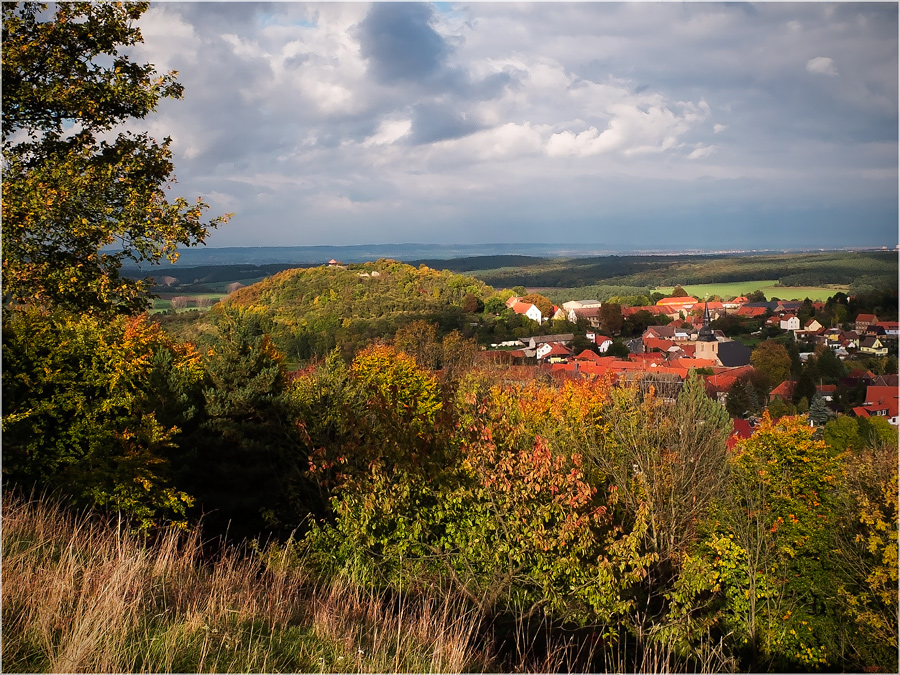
2, 2, 228, 315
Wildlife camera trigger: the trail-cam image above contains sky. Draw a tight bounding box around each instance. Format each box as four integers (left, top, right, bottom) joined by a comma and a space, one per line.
129, 2, 899, 251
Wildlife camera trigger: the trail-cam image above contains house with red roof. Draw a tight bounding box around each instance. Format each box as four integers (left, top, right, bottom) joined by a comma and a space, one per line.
779, 314, 800, 331
644, 337, 676, 353
804, 318, 824, 332
769, 380, 796, 403
873, 321, 899, 339
727, 418, 756, 449
585, 333, 614, 352
537, 342, 572, 362
856, 385, 900, 425
738, 306, 767, 318
815, 384, 837, 402
656, 296, 698, 314
855, 313, 878, 333
512, 301, 544, 324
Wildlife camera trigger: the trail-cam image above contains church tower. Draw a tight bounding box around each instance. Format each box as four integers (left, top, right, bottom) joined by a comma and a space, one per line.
697, 297, 716, 342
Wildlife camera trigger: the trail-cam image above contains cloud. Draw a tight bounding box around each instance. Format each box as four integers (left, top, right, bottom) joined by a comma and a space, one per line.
357, 3, 449, 84
688, 145, 716, 160
363, 119, 413, 147
806, 56, 838, 76
546, 100, 710, 158
124, 2, 896, 250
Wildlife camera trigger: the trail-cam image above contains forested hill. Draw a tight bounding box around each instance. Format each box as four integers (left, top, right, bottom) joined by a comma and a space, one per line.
221, 259, 494, 358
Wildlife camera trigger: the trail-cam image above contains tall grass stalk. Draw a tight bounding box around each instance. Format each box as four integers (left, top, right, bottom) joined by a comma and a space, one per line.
2, 491, 490, 673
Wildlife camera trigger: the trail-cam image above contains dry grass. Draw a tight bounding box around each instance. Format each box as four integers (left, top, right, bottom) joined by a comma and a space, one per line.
1, 491, 491, 673
3, 491, 736, 673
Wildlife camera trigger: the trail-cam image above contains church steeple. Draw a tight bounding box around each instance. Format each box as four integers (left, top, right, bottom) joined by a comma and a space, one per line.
697, 296, 716, 342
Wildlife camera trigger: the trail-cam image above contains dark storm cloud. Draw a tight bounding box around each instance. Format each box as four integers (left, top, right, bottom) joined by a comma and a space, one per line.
408, 102, 484, 144
358, 3, 450, 85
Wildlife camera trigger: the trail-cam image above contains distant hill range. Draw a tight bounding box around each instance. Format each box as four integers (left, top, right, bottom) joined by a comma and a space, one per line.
121, 242, 889, 270
124, 243, 621, 269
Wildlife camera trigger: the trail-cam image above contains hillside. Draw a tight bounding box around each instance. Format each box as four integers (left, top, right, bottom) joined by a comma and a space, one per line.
218, 259, 494, 359
412, 250, 897, 291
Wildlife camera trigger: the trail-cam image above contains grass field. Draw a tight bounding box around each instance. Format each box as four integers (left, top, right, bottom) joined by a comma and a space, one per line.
654, 281, 848, 302
150, 292, 226, 313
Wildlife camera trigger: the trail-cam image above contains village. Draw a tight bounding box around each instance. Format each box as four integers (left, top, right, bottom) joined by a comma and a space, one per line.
482, 291, 899, 437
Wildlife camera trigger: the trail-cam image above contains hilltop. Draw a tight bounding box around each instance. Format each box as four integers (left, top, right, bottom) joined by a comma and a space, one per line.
189, 259, 495, 360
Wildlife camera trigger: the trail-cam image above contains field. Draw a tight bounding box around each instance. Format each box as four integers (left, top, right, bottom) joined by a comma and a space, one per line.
654, 281, 848, 302
150, 293, 227, 314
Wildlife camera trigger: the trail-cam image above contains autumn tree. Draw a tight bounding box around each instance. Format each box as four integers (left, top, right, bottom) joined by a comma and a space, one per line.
520, 293, 554, 319
2, 2, 228, 315
1, 309, 197, 529
750, 341, 792, 390
394, 320, 442, 370
713, 414, 846, 670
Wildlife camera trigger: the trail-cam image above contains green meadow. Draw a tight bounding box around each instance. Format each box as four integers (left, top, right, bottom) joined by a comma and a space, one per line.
655, 281, 847, 302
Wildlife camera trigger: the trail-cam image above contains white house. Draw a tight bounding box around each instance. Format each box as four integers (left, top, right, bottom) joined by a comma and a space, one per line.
780, 314, 800, 331
586, 332, 614, 353
512, 301, 544, 325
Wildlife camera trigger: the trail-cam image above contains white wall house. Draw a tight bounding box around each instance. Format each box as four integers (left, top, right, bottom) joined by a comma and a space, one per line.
780, 315, 800, 331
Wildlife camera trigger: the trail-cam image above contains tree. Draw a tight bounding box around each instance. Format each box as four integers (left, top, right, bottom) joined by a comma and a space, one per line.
715, 414, 845, 670
177, 307, 309, 538
726, 376, 761, 418
2, 2, 228, 315
750, 341, 792, 390
461, 292, 483, 314
606, 338, 631, 358
520, 293, 553, 319
808, 395, 831, 426
393, 320, 441, 370
792, 367, 817, 406
484, 296, 506, 315
671, 285, 689, 298
599, 302, 624, 335
2, 308, 197, 529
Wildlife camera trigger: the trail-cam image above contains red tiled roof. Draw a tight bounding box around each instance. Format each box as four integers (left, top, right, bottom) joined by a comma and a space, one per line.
679, 344, 696, 357
769, 380, 796, 400
856, 313, 877, 323
644, 337, 675, 352
541, 343, 572, 358
864, 386, 899, 418
657, 296, 698, 306
727, 418, 755, 449
512, 302, 537, 314
737, 306, 767, 317
852, 406, 871, 418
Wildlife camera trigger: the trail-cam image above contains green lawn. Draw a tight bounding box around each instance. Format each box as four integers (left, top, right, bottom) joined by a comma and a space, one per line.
655, 281, 847, 302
